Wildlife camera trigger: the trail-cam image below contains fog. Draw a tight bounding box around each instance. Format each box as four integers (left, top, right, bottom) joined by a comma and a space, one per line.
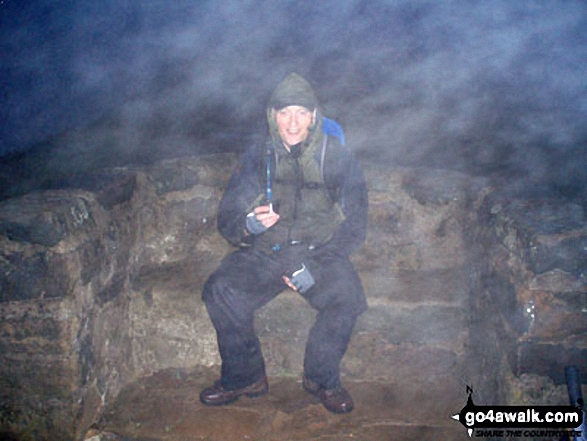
1, 0, 586, 200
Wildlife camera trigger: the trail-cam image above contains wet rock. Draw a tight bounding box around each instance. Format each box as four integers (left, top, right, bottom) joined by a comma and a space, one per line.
529, 235, 587, 276
467, 192, 587, 406
507, 199, 585, 236
94, 173, 137, 209
529, 268, 587, 293
517, 342, 587, 384
64, 169, 138, 209
0, 299, 79, 441
146, 154, 236, 194
148, 161, 201, 196
507, 373, 569, 406
0, 192, 95, 247
0, 250, 71, 301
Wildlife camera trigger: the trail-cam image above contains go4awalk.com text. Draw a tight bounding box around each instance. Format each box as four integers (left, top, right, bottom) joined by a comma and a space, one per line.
451, 386, 583, 438
473, 429, 582, 439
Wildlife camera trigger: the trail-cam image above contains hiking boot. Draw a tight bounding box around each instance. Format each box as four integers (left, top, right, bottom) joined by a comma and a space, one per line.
200, 375, 268, 406
302, 376, 354, 414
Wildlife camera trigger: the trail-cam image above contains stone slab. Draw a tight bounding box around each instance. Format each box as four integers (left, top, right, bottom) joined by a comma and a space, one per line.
0, 192, 97, 247
358, 267, 469, 304
355, 303, 468, 347
344, 333, 461, 380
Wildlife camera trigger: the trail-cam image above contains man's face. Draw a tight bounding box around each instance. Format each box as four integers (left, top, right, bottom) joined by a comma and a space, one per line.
274, 105, 315, 148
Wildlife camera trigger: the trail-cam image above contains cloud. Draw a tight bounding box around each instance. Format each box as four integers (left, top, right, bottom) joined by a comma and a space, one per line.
1, 0, 586, 199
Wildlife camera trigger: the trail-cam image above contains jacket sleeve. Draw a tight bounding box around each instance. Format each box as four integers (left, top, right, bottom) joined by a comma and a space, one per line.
217, 146, 264, 246
318, 144, 368, 258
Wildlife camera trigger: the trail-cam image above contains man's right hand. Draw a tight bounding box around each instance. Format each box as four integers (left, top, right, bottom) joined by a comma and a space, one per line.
253, 205, 280, 229
245, 204, 280, 235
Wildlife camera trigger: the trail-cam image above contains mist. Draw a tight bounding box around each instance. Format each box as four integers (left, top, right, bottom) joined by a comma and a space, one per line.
1, 0, 586, 201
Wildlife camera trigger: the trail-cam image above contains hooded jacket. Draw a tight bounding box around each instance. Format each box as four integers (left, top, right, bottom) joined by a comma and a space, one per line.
217, 75, 368, 258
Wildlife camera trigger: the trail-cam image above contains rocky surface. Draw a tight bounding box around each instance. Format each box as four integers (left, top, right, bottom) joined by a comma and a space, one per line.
0, 153, 585, 440
94, 366, 469, 441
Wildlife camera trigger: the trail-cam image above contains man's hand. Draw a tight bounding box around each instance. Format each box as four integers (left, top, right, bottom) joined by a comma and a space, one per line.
245, 204, 280, 235
253, 204, 280, 229
283, 263, 315, 294
282, 275, 296, 291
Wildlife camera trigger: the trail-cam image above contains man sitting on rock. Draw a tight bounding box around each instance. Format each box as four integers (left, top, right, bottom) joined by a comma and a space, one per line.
200, 72, 368, 414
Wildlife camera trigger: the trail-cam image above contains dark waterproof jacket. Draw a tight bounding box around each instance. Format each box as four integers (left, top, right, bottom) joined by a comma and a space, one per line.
217, 128, 368, 259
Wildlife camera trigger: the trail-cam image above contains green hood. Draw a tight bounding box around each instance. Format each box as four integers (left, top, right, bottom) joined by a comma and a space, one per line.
267, 73, 323, 151
268, 73, 319, 110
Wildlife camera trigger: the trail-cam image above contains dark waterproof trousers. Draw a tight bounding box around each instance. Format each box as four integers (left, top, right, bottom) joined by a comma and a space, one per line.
202, 246, 368, 391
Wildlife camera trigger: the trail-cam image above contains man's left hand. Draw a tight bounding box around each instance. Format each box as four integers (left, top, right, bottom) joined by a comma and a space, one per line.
283, 263, 315, 294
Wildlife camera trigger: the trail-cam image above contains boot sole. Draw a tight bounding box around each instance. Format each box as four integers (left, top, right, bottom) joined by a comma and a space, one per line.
200, 386, 268, 406
200, 395, 239, 406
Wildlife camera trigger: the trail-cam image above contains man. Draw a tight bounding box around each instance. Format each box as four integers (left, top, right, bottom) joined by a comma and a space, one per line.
200, 73, 368, 414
